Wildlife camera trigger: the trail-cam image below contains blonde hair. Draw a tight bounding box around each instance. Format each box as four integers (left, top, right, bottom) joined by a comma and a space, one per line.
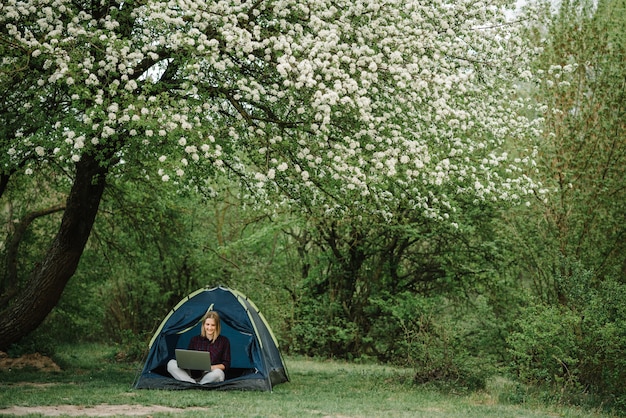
200, 310, 221, 341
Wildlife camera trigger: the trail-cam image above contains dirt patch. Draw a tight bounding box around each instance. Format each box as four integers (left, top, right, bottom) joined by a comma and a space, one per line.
0, 351, 61, 372
0, 404, 210, 416
0, 353, 204, 416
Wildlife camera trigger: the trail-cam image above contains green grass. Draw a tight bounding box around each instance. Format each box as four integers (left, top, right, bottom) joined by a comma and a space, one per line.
0, 344, 613, 417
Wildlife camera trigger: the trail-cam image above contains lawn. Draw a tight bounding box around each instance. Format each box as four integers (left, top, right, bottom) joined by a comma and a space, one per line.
0, 344, 612, 417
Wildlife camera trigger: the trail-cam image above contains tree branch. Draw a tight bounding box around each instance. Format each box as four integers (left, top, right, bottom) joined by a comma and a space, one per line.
1, 205, 66, 295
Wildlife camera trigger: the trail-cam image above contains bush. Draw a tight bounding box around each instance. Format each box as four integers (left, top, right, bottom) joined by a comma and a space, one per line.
577, 278, 626, 410
507, 303, 581, 389
288, 295, 360, 358
507, 264, 626, 413
371, 292, 489, 391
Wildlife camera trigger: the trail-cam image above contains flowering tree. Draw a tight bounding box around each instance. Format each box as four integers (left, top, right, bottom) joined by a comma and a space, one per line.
0, 0, 538, 348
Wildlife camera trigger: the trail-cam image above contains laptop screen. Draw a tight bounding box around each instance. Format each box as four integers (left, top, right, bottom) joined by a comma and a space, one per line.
175, 349, 211, 370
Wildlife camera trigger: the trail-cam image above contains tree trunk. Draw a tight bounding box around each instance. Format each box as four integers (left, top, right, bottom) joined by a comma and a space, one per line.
0, 154, 107, 350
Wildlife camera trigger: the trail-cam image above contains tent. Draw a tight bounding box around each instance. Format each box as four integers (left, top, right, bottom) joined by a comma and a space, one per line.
134, 286, 289, 391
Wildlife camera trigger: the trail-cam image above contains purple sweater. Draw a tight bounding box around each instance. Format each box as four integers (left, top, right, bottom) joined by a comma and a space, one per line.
187, 334, 231, 370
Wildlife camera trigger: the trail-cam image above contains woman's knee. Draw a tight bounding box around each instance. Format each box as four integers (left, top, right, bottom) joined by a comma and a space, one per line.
199, 369, 225, 384
166, 359, 178, 372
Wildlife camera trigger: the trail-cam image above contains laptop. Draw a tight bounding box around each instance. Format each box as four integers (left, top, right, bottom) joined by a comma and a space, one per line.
175, 349, 211, 370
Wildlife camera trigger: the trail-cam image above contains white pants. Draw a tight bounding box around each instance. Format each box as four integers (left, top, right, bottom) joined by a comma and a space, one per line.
167, 359, 225, 384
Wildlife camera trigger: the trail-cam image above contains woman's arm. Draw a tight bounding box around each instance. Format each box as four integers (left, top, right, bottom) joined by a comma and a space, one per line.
212, 336, 231, 370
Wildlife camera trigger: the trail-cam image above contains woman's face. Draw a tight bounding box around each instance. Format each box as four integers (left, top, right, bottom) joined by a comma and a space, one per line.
204, 317, 217, 339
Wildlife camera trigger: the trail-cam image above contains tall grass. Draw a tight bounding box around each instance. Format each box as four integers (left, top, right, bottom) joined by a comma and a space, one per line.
0, 344, 611, 417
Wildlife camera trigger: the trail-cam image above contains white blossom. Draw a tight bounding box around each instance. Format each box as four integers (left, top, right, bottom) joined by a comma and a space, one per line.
0, 0, 539, 225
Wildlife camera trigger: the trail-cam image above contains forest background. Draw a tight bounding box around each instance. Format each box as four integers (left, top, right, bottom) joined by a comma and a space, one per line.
1, 0, 625, 415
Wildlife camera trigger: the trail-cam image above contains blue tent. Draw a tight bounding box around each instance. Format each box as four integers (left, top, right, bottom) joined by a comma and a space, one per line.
134, 286, 289, 391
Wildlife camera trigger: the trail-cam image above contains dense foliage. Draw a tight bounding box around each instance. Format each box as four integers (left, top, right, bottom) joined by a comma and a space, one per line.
505, 0, 626, 410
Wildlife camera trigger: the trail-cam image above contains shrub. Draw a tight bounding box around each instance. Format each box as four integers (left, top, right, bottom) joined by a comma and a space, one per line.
507, 303, 581, 389
508, 264, 626, 413
371, 292, 489, 391
577, 278, 626, 411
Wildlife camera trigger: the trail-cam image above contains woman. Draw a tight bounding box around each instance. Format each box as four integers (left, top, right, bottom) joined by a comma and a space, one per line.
167, 310, 231, 384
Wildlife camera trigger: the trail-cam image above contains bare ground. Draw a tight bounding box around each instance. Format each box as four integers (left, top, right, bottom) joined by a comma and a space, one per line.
0, 351, 61, 373
0, 404, 210, 416
0, 352, 211, 416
